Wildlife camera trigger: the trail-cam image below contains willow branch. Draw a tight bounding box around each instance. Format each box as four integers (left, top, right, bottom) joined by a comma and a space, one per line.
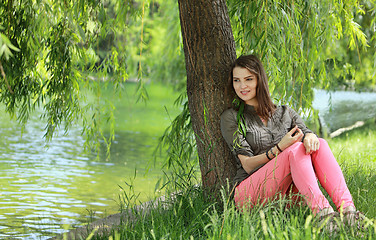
0, 60, 14, 94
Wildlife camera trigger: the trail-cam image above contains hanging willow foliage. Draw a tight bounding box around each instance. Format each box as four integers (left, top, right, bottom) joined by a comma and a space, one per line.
0, 0, 375, 168
0, 0, 145, 157
228, 0, 368, 112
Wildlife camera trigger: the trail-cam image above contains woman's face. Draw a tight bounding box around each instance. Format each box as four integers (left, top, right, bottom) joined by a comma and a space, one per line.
232, 66, 258, 106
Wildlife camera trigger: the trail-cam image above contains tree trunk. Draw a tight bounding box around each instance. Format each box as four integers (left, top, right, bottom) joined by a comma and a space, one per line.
178, 0, 237, 193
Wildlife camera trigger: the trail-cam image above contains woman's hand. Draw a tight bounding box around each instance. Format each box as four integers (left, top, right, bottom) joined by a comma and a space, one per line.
303, 133, 320, 154
278, 125, 304, 150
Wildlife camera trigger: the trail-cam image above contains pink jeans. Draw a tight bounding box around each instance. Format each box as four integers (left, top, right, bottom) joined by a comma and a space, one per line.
234, 138, 354, 212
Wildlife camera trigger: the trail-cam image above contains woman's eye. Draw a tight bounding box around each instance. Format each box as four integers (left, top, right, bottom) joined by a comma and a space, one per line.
233, 79, 239, 82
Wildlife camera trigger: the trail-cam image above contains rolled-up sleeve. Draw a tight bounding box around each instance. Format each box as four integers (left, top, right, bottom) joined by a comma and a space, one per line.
287, 106, 313, 135
220, 109, 254, 158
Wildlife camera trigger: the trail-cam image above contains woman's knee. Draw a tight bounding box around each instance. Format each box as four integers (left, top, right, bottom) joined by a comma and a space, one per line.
287, 142, 310, 162
287, 142, 305, 154
317, 138, 330, 151
318, 138, 328, 146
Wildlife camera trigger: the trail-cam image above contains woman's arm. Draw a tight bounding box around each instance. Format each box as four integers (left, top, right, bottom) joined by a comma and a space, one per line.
238, 126, 304, 174
238, 149, 274, 174
287, 106, 313, 135
220, 109, 255, 158
287, 107, 319, 154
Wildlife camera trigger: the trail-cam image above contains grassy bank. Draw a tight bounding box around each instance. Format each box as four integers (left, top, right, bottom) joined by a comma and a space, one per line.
87, 120, 376, 240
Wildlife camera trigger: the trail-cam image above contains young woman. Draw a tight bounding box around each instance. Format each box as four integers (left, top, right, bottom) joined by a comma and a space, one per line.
220, 54, 363, 228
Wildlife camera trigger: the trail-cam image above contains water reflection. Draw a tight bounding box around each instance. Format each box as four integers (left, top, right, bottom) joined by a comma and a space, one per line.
0, 114, 162, 239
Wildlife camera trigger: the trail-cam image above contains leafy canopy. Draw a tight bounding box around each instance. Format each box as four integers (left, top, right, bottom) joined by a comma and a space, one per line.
0, 0, 139, 156
0, 0, 375, 165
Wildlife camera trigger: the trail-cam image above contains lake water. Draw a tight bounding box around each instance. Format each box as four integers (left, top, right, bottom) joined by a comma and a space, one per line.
1, 85, 375, 239
0, 83, 180, 239
313, 89, 376, 132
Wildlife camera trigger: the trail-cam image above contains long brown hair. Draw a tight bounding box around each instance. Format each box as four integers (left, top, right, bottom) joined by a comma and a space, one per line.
229, 54, 276, 119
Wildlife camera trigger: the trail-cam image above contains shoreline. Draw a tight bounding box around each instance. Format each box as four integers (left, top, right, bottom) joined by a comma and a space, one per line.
49, 194, 174, 240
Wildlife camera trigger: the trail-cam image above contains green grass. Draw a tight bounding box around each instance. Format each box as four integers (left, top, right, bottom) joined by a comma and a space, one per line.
91, 120, 376, 240
328, 118, 376, 218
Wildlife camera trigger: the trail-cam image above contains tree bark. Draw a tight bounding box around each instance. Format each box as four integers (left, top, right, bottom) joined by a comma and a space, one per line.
178, 0, 237, 193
